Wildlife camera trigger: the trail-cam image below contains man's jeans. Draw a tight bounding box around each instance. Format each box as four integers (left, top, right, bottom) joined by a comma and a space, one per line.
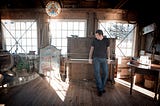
93, 57, 108, 92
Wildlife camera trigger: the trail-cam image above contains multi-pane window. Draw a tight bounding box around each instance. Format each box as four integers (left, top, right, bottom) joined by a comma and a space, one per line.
49, 19, 87, 56
1, 20, 38, 54
99, 20, 136, 57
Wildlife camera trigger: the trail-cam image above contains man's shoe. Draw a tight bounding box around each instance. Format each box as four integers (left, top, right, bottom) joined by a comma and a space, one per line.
102, 90, 106, 93
97, 91, 102, 96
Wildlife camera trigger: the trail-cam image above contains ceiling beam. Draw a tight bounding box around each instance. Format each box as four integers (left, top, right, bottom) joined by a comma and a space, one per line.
40, 0, 45, 8
58, 0, 63, 8
114, 0, 128, 9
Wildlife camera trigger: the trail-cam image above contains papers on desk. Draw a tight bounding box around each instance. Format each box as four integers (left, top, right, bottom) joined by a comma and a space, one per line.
138, 64, 151, 69
139, 56, 151, 65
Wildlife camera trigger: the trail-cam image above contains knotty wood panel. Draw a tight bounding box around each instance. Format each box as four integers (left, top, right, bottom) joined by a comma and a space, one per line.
68, 63, 94, 81
67, 37, 92, 59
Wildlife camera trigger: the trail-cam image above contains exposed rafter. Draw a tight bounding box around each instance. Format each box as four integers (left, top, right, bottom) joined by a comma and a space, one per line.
114, 0, 128, 9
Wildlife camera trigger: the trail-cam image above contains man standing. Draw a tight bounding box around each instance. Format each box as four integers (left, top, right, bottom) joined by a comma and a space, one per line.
89, 29, 110, 96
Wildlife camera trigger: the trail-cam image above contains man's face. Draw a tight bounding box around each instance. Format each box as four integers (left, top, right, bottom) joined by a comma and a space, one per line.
95, 33, 101, 40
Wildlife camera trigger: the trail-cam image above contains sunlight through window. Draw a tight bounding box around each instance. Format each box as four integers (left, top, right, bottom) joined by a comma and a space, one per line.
49, 19, 87, 56
1, 20, 38, 54
98, 20, 136, 57
115, 78, 156, 98
45, 71, 69, 101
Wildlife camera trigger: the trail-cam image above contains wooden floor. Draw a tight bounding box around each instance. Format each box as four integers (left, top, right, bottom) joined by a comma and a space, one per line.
0, 76, 159, 106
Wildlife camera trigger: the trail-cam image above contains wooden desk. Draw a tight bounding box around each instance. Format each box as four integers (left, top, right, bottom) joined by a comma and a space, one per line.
128, 62, 160, 102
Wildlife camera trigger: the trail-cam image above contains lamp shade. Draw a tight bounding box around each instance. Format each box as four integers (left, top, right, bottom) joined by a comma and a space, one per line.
46, 1, 61, 17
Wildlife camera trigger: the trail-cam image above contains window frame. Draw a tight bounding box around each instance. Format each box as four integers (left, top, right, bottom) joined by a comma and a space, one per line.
49, 19, 87, 56
98, 20, 137, 57
1, 19, 38, 54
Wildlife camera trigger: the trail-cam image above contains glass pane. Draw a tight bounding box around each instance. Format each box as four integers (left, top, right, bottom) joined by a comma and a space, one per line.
58, 30, 62, 37
15, 31, 21, 39
6, 46, 11, 52
51, 40, 56, 46
5, 39, 9, 44
56, 39, 62, 47
62, 39, 67, 46
79, 22, 85, 30
56, 22, 61, 30
11, 39, 16, 45
61, 47, 67, 55
32, 31, 37, 38
52, 23, 56, 29
21, 39, 27, 45
21, 30, 26, 37
51, 30, 57, 38
21, 22, 26, 30
62, 22, 67, 30
10, 22, 15, 30
32, 22, 37, 30
74, 22, 78, 30
11, 46, 16, 53
26, 22, 32, 29
27, 39, 32, 44
32, 46, 37, 51
10, 31, 15, 37
68, 31, 73, 37
68, 22, 73, 30
79, 31, 85, 37
17, 46, 23, 53
26, 47, 32, 53
16, 22, 20, 30
73, 31, 78, 35
62, 31, 68, 38
32, 39, 37, 45
27, 31, 32, 38
127, 41, 132, 47
22, 33, 27, 39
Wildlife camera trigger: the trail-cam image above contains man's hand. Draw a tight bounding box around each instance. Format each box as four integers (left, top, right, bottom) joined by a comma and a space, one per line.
107, 58, 111, 64
89, 59, 92, 64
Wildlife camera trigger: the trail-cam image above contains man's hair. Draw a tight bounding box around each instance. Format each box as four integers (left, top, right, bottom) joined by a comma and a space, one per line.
96, 29, 103, 36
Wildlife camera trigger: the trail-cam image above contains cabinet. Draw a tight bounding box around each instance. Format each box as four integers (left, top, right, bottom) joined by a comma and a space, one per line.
39, 45, 61, 79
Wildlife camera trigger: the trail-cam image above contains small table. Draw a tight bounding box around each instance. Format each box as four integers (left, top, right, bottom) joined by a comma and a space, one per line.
128, 61, 160, 102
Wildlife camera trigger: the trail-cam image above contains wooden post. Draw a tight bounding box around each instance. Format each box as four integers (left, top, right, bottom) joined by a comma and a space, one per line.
0, 12, 3, 49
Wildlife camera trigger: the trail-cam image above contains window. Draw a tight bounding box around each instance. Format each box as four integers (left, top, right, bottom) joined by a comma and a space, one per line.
49, 19, 87, 56
1, 20, 38, 54
98, 20, 136, 57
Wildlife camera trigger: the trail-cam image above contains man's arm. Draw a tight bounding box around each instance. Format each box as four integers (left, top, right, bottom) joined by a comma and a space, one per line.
89, 46, 94, 64
107, 46, 110, 59
107, 46, 111, 64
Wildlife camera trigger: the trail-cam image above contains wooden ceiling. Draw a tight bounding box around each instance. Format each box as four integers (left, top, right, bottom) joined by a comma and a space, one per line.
0, 0, 159, 21
0, 0, 157, 10
0, 0, 120, 9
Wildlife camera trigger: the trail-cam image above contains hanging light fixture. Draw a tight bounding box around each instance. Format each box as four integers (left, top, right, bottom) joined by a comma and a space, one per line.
45, 1, 61, 17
